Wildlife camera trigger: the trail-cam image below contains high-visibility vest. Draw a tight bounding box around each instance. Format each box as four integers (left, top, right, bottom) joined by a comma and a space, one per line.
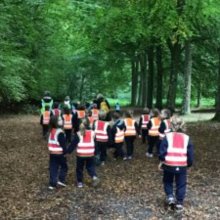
115, 127, 124, 143
91, 109, 99, 120
94, 120, 109, 142
63, 114, 73, 129
141, 114, 150, 129
159, 119, 171, 139
124, 118, 136, 136
41, 98, 53, 114
164, 132, 189, 167
48, 128, 63, 154
77, 110, 85, 119
43, 111, 50, 125
77, 130, 95, 157
148, 117, 161, 136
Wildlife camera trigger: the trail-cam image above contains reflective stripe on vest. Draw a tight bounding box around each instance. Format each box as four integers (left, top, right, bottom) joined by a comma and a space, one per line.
124, 118, 136, 136
63, 114, 72, 129
141, 114, 150, 129
43, 111, 50, 125
92, 109, 99, 120
77, 130, 95, 157
164, 132, 189, 167
148, 117, 161, 136
159, 119, 171, 139
95, 120, 109, 142
48, 128, 63, 153
77, 110, 85, 119
115, 127, 124, 143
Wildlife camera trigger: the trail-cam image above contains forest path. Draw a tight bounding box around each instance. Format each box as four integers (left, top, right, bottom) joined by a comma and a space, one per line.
0, 115, 219, 219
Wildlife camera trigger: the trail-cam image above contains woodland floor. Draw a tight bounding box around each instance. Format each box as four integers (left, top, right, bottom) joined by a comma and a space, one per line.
0, 114, 220, 220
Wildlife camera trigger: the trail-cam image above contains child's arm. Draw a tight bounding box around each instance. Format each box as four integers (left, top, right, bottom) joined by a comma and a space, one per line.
138, 117, 142, 131
40, 115, 43, 125
187, 139, 194, 167
159, 121, 166, 134
147, 120, 152, 130
67, 134, 79, 154
158, 137, 168, 161
57, 132, 68, 154
134, 121, 140, 136
107, 125, 112, 143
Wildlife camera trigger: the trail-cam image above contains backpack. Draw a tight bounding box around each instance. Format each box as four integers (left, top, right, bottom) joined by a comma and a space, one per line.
100, 101, 109, 113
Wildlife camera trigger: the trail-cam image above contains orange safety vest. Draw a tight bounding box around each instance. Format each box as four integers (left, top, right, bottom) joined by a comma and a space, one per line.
164, 132, 189, 167
48, 128, 63, 154
115, 127, 125, 143
124, 118, 136, 136
148, 117, 161, 136
43, 111, 50, 125
77, 130, 95, 157
91, 109, 99, 120
77, 110, 86, 119
141, 114, 150, 129
52, 109, 61, 117
159, 119, 171, 139
63, 114, 73, 129
94, 120, 109, 142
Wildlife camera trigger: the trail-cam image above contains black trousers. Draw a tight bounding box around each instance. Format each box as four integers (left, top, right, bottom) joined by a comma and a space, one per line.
64, 129, 72, 143
114, 142, 125, 158
96, 141, 108, 162
141, 129, 148, 143
125, 136, 136, 157
147, 136, 159, 154
42, 125, 49, 137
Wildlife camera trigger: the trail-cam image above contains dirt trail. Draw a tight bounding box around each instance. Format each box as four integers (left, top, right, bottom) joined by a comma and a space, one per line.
0, 115, 220, 219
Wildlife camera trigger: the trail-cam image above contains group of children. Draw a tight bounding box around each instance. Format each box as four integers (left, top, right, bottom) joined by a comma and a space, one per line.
41, 100, 194, 212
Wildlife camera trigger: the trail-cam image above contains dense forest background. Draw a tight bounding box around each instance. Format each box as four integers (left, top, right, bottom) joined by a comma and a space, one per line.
0, 0, 220, 119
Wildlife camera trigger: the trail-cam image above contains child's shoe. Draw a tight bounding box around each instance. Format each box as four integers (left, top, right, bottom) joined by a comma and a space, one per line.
48, 186, 55, 190
57, 181, 67, 187
92, 176, 100, 187
146, 152, 153, 158
175, 204, 183, 212
123, 156, 127, 161
127, 156, 132, 160
77, 182, 83, 188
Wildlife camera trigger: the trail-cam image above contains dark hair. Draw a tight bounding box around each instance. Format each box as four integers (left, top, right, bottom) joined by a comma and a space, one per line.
113, 111, 121, 120
143, 107, 150, 114
50, 115, 58, 129
151, 108, 160, 117
64, 107, 70, 114
53, 102, 59, 109
124, 110, 132, 118
45, 106, 50, 111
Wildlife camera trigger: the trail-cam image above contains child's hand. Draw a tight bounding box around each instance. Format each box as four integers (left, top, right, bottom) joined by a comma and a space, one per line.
158, 162, 163, 171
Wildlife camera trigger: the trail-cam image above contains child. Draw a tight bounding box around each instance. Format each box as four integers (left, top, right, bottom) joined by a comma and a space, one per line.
139, 108, 150, 144
115, 102, 121, 113
146, 108, 161, 157
88, 110, 95, 129
62, 107, 73, 143
111, 112, 126, 160
159, 109, 172, 141
124, 110, 139, 160
77, 105, 86, 120
52, 102, 62, 126
40, 105, 51, 139
68, 118, 99, 188
48, 115, 70, 190
93, 110, 111, 165
91, 104, 99, 121
158, 116, 194, 211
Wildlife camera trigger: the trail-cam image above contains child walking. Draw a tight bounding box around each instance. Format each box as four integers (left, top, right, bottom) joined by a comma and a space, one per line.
93, 111, 111, 165
68, 118, 99, 188
62, 107, 73, 143
48, 115, 70, 190
139, 108, 150, 144
158, 116, 194, 211
40, 105, 51, 139
146, 108, 161, 157
111, 112, 126, 160
124, 111, 139, 160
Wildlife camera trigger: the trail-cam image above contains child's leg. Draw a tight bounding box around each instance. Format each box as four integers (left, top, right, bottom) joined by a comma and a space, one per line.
100, 142, 107, 162
141, 129, 148, 143
65, 129, 72, 143
163, 169, 175, 198
49, 155, 59, 187
147, 136, 154, 154
58, 155, 68, 183
76, 157, 85, 183
43, 125, 48, 137
175, 170, 187, 205
86, 157, 97, 178
130, 136, 135, 156
117, 142, 125, 158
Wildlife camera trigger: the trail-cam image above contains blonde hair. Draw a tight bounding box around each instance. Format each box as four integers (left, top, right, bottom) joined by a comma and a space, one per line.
170, 116, 186, 132
79, 118, 90, 136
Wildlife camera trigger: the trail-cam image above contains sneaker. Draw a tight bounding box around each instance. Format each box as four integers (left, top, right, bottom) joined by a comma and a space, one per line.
57, 181, 67, 187
146, 153, 153, 158
48, 186, 55, 190
167, 196, 175, 205
123, 157, 127, 161
101, 161, 105, 166
77, 182, 83, 188
175, 204, 183, 212
127, 156, 132, 160
92, 176, 100, 187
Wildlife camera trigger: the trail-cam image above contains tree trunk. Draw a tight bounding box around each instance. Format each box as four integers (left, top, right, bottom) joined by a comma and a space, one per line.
147, 46, 154, 108
141, 52, 148, 107
167, 42, 181, 112
213, 48, 220, 121
196, 81, 201, 108
137, 55, 143, 106
182, 40, 192, 114
79, 74, 85, 101
131, 56, 138, 106
156, 45, 163, 109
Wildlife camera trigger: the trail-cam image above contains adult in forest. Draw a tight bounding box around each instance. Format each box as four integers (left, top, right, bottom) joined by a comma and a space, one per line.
40, 91, 53, 115
96, 94, 111, 121
158, 116, 194, 212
